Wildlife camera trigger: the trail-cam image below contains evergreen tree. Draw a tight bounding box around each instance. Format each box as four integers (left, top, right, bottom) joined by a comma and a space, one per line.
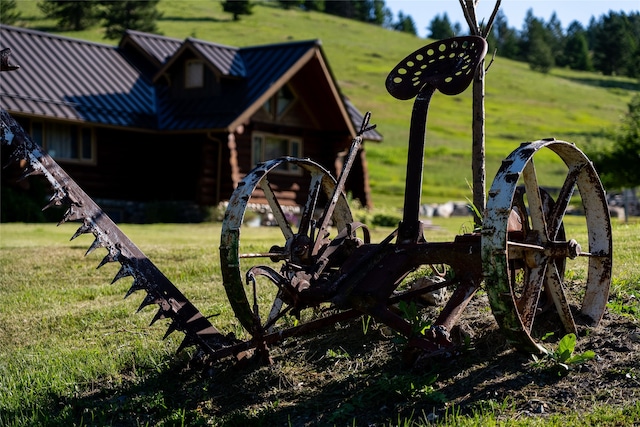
222, 0, 254, 21
324, 0, 358, 20
545, 12, 566, 66
100, 0, 162, 40
490, 10, 520, 60
591, 11, 636, 76
393, 11, 417, 36
521, 9, 554, 73
369, 0, 392, 26
563, 21, 593, 71
303, 0, 325, 12
589, 95, 640, 189
428, 13, 455, 39
0, 0, 21, 25
38, 0, 98, 31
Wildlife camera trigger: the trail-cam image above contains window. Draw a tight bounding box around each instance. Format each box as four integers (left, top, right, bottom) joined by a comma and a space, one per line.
185, 60, 204, 88
31, 121, 95, 163
252, 133, 301, 174
263, 85, 295, 118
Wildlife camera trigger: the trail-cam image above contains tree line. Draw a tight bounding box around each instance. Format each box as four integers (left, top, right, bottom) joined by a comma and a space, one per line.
1, 0, 162, 40
4, 0, 638, 79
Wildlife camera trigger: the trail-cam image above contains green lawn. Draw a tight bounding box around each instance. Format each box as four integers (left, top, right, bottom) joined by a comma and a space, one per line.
0, 218, 638, 426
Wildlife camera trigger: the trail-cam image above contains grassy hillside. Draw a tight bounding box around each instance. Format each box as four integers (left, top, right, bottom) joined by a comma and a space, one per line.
9, 1, 640, 208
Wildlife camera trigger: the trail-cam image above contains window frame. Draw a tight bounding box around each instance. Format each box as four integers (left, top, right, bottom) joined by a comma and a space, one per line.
251, 132, 302, 175
31, 120, 96, 165
262, 85, 296, 119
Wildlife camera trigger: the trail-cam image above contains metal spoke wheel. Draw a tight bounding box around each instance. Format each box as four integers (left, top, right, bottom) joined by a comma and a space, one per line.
483, 139, 612, 354
220, 157, 358, 339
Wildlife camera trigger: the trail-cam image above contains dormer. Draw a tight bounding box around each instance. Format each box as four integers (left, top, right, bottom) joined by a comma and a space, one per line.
153, 38, 245, 99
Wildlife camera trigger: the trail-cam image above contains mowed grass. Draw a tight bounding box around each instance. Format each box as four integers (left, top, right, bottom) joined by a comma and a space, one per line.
0, 218, 638, 426
10, 1, 640, 208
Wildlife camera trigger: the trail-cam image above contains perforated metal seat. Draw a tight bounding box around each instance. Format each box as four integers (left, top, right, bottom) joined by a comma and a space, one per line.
386, 36, 488, 100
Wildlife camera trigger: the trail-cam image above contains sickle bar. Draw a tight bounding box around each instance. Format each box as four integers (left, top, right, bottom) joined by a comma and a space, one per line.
1, 109, 237, 357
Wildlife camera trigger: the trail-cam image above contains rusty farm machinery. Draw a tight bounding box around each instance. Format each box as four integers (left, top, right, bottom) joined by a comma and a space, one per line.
0, 36, 612, 367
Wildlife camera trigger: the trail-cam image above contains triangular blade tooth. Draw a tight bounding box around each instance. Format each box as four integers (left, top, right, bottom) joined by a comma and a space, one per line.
136, 293, 158, 313
96, 252, 118, 269
176, 335, 197, 353
58, 206, 85, 225
163, 320, 180, 340
111, 265, 134, 284
149, 308, 168, 326
124, 278, 146, 299
17, 165, 43, 181
71, 223, 92, 241
42, 192, 66, 211
85, 237, 106, 256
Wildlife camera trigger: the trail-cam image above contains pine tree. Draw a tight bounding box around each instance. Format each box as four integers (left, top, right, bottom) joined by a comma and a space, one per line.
222, 0, 254, 21
38, 0, 97, 31
521, 9, 554, 73
489, 10, 520, 60
393, 11, 417, 36
100, 0, 162, 40
589, 95, 640, 189
591, 11, 636, 76
428, 13, 456, 39
564, 22, 593, 71
0, 0, 21, 25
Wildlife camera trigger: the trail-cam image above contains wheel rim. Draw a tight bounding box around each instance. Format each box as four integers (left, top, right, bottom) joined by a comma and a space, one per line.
483, 140, 612, 354
220, 157, 354, 337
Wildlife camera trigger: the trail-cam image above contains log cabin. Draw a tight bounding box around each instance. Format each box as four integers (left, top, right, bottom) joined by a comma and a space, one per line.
0, 25, 381, 222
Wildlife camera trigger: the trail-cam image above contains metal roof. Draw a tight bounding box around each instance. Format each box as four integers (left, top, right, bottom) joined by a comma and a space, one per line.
121, 29, 182, 66
154, 38, 247, 80
0, 25, 381, 140
0, 25, 157, 127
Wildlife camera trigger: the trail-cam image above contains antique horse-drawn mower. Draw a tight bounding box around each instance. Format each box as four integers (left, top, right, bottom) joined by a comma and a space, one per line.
1, 36, 612, 366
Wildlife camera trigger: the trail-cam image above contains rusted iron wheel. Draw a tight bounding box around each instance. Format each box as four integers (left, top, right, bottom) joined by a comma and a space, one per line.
220, 157, 354, 338
482, 139, 612, 354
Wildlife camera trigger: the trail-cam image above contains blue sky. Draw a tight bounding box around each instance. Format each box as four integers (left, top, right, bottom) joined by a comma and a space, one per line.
384, 0, 640, 37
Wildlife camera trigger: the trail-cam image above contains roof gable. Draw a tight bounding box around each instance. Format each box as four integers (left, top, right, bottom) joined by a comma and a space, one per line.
120, 29, 182, 67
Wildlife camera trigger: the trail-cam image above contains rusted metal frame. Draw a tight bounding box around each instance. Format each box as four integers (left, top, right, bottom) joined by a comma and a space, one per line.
312, 134, 363, 256
220, 157, 353, 334
333, 238, 483, 340
397, 86, 436, 244
1, 109, 234, 356
298, 172, 324, 239
208, 253, 480, 362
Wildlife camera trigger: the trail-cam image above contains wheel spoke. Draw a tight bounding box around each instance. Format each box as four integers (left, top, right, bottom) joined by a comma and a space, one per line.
522, 160, 548, 243
298, 171, 324, 238
548, 170, 578, 240
545, 263, 578, 335
260, 178, 294, 241
518, 256, 547, 332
